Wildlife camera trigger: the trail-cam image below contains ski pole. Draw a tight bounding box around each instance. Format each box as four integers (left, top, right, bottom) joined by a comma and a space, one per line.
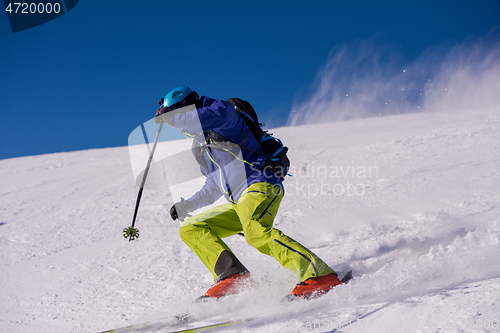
123, 122, 164, 241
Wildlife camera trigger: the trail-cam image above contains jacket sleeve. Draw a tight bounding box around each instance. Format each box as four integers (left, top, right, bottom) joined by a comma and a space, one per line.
186, 164, 223, 210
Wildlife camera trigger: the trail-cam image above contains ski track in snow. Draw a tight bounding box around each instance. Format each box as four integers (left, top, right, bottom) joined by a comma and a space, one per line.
1, 107, 500, 333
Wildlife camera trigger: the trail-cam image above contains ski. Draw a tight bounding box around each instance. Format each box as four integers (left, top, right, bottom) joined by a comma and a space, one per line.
99, 320, 174, 333
99, 317, 250, 333
99, 314, 189, 333
169, 318, 250, 333
99, 322, 161, 332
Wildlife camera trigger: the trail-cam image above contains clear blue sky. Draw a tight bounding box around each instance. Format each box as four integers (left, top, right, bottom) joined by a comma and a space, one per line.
1, 1, 499, 160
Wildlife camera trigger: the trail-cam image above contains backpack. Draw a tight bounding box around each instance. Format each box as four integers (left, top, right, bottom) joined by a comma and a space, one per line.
206, 97, 290, 181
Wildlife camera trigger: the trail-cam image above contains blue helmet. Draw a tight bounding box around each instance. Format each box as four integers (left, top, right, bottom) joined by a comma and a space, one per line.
160, 86, 198, 109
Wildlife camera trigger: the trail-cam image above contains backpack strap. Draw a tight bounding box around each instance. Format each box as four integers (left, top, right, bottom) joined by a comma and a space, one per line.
206, 128, 251, 147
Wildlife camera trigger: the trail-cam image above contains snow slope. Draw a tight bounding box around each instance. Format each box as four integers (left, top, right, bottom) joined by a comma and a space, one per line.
1, 106, 500, 333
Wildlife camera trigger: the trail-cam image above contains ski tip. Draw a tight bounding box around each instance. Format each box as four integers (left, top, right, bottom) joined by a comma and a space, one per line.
341, 270, 353, 284
175, 313, 192, 323
281, 294, 301, 303
195, 295, 208, 303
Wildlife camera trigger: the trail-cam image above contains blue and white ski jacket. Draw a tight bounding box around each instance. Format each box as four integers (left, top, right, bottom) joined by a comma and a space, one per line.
168, 96, 283, 209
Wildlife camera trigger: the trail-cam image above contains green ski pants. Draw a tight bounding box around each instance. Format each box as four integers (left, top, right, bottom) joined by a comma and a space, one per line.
179, 182, 334, 282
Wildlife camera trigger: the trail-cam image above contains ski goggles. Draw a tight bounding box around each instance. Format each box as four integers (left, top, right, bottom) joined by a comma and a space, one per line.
155, 99, 193, 121
155, 103, 187, 117
158, 97, 189, 110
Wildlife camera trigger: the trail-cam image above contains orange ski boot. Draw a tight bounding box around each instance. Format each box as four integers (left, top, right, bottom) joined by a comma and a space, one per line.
287, 271, 352, 300
196, 272, 252, 301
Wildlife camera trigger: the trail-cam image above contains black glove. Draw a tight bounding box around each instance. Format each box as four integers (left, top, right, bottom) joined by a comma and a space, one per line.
170, 197, 195, 221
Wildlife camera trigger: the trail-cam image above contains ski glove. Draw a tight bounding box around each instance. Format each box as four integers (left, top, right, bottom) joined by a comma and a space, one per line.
170, 197, 195, 221
155, 107, 175, 125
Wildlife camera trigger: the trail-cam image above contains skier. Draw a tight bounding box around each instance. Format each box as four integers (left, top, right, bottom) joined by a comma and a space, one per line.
155, 86, 345, 300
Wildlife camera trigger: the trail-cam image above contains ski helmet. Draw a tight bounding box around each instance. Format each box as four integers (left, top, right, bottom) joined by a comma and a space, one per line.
159, 86, 199, 109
